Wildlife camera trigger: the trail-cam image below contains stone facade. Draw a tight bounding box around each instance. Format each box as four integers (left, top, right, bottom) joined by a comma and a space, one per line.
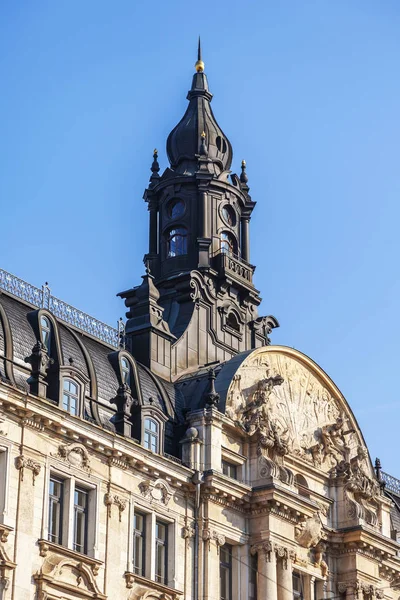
1, 45, 400, 600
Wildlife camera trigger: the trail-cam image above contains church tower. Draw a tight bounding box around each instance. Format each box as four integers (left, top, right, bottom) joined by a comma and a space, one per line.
119, 43, 279, 380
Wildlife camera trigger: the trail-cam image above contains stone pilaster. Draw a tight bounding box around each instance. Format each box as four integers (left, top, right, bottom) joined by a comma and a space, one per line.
251, 541, 277, 600
276, 545, 295, 600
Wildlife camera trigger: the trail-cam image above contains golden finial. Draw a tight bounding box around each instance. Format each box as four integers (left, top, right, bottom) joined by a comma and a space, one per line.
153, 149, 158, 155
241, 159, 246, 167
195, 36, 205, 73
201, 131, 206, 139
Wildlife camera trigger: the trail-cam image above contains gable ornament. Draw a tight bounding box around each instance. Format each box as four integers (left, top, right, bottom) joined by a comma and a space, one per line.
52, 442, 91, 472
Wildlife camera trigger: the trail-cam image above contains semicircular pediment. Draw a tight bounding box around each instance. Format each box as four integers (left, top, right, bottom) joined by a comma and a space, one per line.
225, 346, 370, 475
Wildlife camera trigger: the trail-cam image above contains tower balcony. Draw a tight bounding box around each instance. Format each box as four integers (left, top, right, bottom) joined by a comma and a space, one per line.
211, 250, 255, 287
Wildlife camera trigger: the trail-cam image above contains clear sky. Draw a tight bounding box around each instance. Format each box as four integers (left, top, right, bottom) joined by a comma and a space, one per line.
1, 1, 399, 474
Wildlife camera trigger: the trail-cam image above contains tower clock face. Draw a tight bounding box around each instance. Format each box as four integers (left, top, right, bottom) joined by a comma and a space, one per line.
222, 204, 236, 227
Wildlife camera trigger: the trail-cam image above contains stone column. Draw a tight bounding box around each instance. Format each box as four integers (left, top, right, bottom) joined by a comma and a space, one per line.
241, 216, 250, 263
148, 200, 158, 255
276, 546, 294, 600
251, 542, 277, 600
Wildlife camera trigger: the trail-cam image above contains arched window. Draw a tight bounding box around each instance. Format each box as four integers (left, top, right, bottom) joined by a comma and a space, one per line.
144, 418, 159, 452
62, 379, 79, 416
166, 227, 188, 257
167, 198, 185, 219
226, 312, 240, 332
220, 232, 237, 255
120, 357, 131, 386
294, 474, 310, 498
40, 315, 51, 352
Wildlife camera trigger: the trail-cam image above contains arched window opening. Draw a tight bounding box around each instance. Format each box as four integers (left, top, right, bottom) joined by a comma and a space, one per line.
144, 418, 159, 452
62, 379, 79, 416
40, 315, 51, 352
294, 474, 311, 498
120, 357, 131, 386
220, 232, 237, 256
221, 205, 236, 227
167, 198, 185, 220
166, 227, 188, 257
226, 312, 240, 332
216, 136, 227, 153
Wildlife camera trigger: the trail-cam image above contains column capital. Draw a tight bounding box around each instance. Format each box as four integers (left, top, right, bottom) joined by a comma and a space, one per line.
250, 540, 274, 561
274, 544, 296, 569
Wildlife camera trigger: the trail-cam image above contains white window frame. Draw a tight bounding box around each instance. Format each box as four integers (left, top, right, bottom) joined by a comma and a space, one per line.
130, 502, 175, 588
0, 446, 9, 522
45, 468, 97, 557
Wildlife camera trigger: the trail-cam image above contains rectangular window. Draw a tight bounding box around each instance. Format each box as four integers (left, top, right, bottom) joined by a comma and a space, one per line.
48, 477, 64, 544
222, 460, 238, 480
249, 552, 257, 600
73, 486, 88, 554
133, 511, 146, 576
220, 544, 232, 600
293, 572, 304, 600
155, 520, 168, 585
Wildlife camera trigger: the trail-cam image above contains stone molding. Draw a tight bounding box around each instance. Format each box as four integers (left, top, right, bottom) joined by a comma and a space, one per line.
338, 581, 384, 599
15, 454, 41, 485
0, 524, 16, 592
124, 571, 183, 599
35, 540, 104, 599
202, 528, 226, 548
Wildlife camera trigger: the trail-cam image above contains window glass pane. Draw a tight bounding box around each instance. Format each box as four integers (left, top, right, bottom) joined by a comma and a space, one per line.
40, 316, 51, 351
73, 487, 88, 554
48, 477, 63, 545
62, 379, 80, 416
133, 511, 145, 576
220, 545, 232, 600
167, 227, 187, 257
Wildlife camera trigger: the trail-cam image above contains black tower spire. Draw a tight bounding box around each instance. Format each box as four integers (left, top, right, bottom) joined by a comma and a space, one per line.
119, 44, 279, 381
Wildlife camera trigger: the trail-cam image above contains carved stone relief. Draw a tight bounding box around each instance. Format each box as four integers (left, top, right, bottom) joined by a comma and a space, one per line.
295, 513, 324, 548
334, 445, 381, 527
15, 454, 41, 485
51, 442, 91, 471
104, 489, 127, 522
139, 479, 172, 506
226, 350, 368, 476
34, 553, 105, 599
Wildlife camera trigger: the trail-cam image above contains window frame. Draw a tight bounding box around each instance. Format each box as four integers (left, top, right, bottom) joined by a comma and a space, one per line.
46, 469, 97, 558
133, 510, 146, 576
220, 544, 233, 600
222, 460, 238, 480
144, 417, 159, 453
48, 475, 64, 545
166, 198, 185, 220
62, 378, 80, 416
166, 226, 188, 258
73, 485, 89, 554
40, 315, 52, 352
220, 231, 237, 256
155, 519, 168, 585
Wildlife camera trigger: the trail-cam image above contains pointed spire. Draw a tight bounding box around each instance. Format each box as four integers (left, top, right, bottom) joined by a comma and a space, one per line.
195, 36, 205, 73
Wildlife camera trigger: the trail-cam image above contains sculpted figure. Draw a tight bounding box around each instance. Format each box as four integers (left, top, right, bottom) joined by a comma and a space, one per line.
320, 413, 352, 466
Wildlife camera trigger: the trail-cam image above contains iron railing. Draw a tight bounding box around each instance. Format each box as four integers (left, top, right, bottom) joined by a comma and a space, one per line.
381, 472, 400, 495
0, 268, 121, 348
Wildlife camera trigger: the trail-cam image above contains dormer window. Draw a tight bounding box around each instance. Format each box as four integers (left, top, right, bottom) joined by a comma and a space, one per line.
120, 357, 131, 386
144, 418, 159, 452
40, 315, 51, 352
166, 227, 188, 257
62, 378, 80, 416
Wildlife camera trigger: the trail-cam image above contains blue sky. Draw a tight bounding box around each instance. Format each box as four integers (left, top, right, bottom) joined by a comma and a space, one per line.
1, 1, 399, 474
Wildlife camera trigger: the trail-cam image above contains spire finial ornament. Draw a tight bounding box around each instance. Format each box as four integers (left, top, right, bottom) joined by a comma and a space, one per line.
195, 36, 205, 73
149, 148, 160, 184
240, 159, 248, 184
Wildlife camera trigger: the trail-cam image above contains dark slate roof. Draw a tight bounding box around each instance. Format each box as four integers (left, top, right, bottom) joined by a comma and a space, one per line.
175, 349, 253, 412
0, 290, 185, 438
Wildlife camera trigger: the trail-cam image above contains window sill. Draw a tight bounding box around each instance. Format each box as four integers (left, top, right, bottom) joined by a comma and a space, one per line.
38, 539, 103, 575
124, 572, 183, 598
